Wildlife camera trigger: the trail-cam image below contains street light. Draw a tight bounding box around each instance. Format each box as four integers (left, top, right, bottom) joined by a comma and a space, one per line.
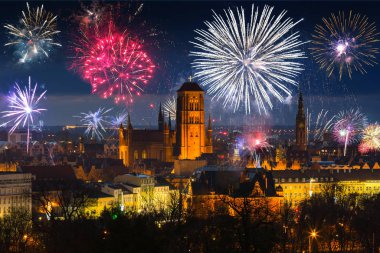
309, 229, 318, 253
309, 178, 315, 197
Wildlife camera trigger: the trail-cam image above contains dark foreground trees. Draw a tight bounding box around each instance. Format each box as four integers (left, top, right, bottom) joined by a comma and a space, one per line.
3, 190, 380, 252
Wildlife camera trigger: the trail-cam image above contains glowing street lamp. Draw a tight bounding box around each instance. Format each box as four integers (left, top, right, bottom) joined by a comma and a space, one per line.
309, 229, 318, 252
309, 178, 315, 197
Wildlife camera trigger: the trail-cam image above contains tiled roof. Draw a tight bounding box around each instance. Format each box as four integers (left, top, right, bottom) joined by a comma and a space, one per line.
272, 169, 380, 182
177, 82, 204, 92
21, 165, 76, 181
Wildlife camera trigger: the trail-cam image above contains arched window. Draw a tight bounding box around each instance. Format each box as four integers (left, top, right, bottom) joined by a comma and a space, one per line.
134, 150, 138, 160
142, 150, 147, 159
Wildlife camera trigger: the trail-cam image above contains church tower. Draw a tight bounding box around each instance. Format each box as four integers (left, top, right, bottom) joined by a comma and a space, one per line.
295, 92, 307, 151
175, 80, 210, 159
119, 114, 133, 166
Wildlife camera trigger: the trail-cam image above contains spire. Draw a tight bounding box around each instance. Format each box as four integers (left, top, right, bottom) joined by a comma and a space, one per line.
127, 113, 132, 129
207, 114, 212, 130
158, 102, 164, 131
297, 91, 304, 115
168, 111, 172, 130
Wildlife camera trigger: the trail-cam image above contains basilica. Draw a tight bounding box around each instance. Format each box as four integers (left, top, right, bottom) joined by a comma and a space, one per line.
119, 81, 213, 167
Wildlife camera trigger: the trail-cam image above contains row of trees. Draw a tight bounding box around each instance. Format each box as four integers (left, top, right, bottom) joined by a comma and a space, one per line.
2, 184, 380, 252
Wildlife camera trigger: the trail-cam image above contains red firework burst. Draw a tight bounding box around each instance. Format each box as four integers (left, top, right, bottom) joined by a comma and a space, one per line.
74, 24, 155, 104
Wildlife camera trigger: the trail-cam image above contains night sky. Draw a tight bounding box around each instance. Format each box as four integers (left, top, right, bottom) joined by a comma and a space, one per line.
1, 0, 380, 126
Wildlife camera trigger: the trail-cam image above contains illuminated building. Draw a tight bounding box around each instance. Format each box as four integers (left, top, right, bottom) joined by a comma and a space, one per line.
0, 172, 32, 218
85, 192, 114, 217
272, 168, 380, 206
175, 81, 213, 159
112, 174, 177, 212
188, 165, 283, 218
119, 80, 213, 168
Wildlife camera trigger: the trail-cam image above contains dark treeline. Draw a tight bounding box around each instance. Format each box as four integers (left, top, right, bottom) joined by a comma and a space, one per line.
1, 185, 380, 253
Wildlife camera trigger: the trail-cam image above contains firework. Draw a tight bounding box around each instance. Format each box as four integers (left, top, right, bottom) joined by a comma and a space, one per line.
74, 1, 144, 30
2, 77, 47, 154
360, 124, 380, 153
76, 108, 111, 141
311, 11, 379, 80
110, 110, 128, 128
333, 109, 367, 156
72, 23, 155, 104
306, 109, 335, 143
4, 2, 61, 63
163, 96, 176, 120
191, 5, 305, 114
239, 131, 270, 152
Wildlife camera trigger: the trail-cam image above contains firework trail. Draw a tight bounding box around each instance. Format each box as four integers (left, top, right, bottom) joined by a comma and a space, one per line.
191, 5, 305, 115
4, 2, 61, 63
76, 108, 111, 141
163, 95, 176, 120
2, 77, 47, 154
74, 1, 143, 31
311, 11, 379, 80
306, 109, 335, 143
360, 124, 380, 153
110, 110, 128, 128
333, 108, 367, 156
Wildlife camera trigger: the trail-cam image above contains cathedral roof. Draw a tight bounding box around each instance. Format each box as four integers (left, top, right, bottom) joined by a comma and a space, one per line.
177, 81, 204, 92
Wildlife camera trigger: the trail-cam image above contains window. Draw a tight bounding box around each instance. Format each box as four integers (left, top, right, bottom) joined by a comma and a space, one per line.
134, 150, 138, 160
142, 150, 147, 159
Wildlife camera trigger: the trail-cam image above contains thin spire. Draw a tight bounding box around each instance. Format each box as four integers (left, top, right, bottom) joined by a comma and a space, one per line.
158, 102, 164, 130
168, 111, 172, 130
208, 113, 212, 130
127, 113, 132, 129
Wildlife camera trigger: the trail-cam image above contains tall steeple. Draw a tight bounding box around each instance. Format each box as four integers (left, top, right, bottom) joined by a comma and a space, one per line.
207, 114, 212, 130
158, 102, 164, 131
127, 113, 133, 130
168, 111, 172, 130
205, 113, 213, 153
297, 91, 304, 116
295, 91, 307, 151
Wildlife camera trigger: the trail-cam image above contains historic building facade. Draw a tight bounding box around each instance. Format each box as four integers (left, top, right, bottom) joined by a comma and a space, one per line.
119, 81, 213, 167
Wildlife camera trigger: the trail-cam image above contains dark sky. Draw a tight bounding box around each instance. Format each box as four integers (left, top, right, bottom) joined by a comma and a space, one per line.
0, 0, 380, 126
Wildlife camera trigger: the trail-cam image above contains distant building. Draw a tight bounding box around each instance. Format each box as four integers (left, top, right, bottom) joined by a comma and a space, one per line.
8, 130, 28, 144
111, 173, 177, 212
0, 172, 32, 217
188, 165, 283, 218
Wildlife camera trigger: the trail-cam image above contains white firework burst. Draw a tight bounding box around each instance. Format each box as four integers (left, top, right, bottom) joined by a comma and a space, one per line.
163, 96, 176, 120
306, 109, 335, 143
4, 2, 61, 63
110, 110, 128, 128
2, 76, 47, 154
191, 5, 305, 114
77, 108, 111, 141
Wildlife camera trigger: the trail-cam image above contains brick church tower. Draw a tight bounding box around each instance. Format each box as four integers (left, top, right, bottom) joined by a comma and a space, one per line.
175, 80, 212, 159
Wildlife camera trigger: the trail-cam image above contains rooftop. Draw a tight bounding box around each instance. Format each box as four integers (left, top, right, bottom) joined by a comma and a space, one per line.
177, 81, 204, 92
